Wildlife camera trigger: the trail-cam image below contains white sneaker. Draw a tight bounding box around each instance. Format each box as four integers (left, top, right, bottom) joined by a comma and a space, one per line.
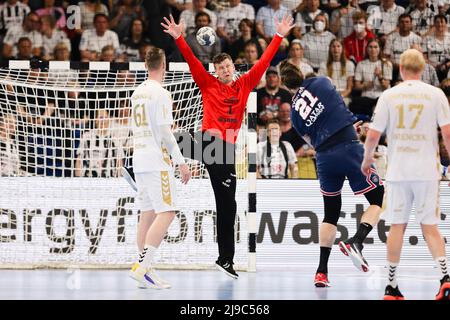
338, 241, 370, 272
129, 262, 147, 283
139, 269, 171, 289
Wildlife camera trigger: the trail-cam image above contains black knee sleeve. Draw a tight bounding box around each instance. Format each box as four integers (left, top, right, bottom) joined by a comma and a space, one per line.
323, 194, 342, 226
364, 185, 384, 207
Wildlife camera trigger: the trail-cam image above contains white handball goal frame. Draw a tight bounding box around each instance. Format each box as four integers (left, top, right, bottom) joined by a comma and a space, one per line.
0, 60, 257, 271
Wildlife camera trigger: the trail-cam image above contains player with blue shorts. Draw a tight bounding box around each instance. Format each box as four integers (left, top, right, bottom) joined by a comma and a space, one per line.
279, 61, 385, 287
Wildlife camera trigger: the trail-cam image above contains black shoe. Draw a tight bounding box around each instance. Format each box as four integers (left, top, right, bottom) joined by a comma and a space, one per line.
436, 275, 450, 300
384, 285, 405, 300
215, 259, 239, 279
121, 167, 137, 192
338, 240, 370, 272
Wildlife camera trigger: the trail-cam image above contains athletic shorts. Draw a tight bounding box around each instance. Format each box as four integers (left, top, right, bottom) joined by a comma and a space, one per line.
135, 171, 178, 213
316, 141, 383, 196
384, 181, 440, 225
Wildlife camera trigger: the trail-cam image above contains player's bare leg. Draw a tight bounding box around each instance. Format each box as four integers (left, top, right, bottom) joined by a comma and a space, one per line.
421, 224, 450, 300
130, 211, 176, 289
144, 211, 175, 246
320, 223, 337, 247
383, 224, 406, 300
360, 204, 382, 226
137, 210, 157, 252
386, 224, 406, 264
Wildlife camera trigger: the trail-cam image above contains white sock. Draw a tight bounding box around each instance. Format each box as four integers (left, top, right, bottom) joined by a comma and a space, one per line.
435, 257, 448, 279
138, 245, 157, 269
387, 261, 399, 288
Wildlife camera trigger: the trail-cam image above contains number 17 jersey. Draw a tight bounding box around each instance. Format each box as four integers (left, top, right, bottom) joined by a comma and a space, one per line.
370, 80, 450, 181
131, 79, 174, 173
290, 76, 356, 149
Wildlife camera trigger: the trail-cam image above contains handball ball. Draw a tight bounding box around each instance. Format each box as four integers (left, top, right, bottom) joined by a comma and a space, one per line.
196, 27, 216, 46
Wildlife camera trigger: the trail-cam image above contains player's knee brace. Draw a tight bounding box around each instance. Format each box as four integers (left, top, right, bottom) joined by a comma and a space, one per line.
364, 185, 384, 207
322, 194, 342, 226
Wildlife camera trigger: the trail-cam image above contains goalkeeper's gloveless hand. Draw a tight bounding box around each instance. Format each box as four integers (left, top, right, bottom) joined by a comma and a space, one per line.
161, 14, 184, 40
275, 14, 295, 37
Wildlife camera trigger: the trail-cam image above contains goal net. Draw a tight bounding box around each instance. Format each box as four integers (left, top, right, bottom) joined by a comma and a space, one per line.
0, 62, 251, 270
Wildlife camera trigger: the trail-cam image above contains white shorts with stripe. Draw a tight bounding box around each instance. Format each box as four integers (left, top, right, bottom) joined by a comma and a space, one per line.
384, 181, 440, 225
135, 171, 178, 213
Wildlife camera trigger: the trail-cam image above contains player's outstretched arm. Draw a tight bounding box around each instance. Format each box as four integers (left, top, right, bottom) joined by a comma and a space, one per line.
161, 14, 208, 88
243, 14, 294, 89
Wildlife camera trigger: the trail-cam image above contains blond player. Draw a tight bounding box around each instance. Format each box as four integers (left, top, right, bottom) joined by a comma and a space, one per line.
362, 49, 450, 300
128, 47, 191, 289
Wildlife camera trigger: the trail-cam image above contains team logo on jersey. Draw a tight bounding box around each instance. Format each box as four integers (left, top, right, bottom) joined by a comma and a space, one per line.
161, 171, 172, 205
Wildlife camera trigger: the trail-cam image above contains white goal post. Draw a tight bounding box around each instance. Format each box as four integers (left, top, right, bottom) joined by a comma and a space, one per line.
0, 60, 257, 271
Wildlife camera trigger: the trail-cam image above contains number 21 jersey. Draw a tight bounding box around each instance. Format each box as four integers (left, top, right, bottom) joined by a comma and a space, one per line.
290, 76, 356, 149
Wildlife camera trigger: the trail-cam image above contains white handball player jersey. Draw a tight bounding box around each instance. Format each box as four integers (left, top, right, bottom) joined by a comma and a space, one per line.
370, 80, 450, 181
131, 79, 174, 173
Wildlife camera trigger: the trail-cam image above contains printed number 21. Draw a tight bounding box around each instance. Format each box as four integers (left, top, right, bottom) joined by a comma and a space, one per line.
295, 90, 318, 120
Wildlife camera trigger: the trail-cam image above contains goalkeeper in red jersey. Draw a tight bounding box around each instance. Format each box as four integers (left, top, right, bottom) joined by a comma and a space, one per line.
160, 14, 294, 278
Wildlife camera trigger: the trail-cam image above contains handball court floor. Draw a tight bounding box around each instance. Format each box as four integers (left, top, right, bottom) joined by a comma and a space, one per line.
0, 265, 444, 300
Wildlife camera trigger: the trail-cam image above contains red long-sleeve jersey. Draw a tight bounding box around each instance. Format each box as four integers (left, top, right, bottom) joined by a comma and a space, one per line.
175, 34, 283, 144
